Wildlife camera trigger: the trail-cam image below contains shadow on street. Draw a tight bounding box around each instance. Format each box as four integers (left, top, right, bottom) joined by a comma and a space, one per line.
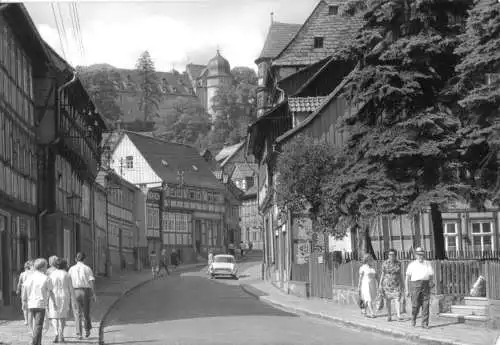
104, 275, 296, 326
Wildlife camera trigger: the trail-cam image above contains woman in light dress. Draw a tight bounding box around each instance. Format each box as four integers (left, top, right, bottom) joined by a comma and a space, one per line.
16, 260, 33, 330
358, 253, 378, 318
47, 257, 76, 343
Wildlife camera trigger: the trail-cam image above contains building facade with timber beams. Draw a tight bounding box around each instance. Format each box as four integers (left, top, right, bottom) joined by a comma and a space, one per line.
0, 4, 54, 308
36, 45, 107, 271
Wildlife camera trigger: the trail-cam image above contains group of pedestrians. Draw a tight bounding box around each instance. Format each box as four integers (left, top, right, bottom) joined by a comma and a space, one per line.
149, 248, 180, 279
17, 252, 96, 344
358, 247, 434, 328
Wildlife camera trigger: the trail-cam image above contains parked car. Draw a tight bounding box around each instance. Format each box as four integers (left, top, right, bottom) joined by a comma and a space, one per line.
209, 254, 238, 279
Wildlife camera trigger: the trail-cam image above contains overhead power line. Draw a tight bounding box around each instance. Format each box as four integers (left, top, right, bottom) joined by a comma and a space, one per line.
51, 2, 66, 59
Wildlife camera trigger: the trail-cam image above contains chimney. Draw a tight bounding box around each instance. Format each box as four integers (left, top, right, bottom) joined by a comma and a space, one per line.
270, 12, 274, 24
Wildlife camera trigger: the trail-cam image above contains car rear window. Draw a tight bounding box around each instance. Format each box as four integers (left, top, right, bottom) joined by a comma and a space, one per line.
214, 256, 235, 263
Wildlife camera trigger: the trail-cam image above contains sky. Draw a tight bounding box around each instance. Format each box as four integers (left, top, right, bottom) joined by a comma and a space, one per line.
24, 0, 319, 72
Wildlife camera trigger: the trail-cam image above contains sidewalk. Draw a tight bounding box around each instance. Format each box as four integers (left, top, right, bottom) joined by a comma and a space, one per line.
0, 262, 206, 345
239, 264, 500, 345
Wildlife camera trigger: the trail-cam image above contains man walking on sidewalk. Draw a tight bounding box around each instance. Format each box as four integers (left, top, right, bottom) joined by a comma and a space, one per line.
22, 258, 57, 345
68, 252, 97, 340
405, 247, 434, 329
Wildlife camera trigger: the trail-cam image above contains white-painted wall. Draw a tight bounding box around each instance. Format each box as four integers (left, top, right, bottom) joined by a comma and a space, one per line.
110, 134, 161, 187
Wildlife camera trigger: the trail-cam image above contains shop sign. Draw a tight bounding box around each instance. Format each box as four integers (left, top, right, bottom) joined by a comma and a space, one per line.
147, 191, 161, 202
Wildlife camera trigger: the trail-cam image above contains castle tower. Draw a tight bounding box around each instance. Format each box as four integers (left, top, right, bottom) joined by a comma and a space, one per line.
206, 50, 233, 121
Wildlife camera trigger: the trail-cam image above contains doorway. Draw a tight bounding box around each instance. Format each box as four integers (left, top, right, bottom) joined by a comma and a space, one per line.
0, 214, 10, 305
195, 220, 201, 253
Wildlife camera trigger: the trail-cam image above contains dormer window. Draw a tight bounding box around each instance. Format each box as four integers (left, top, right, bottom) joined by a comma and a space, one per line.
329, 5, 339, 15
314, 37, 324, 49
125, 156, 134, 169
486, 73, 500, 85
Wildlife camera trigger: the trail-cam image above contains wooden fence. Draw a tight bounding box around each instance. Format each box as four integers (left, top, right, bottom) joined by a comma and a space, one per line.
303, 253, 500, 300
485, 261, 500, 300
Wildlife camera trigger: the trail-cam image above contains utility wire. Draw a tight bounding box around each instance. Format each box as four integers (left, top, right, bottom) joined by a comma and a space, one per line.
56, 3, 70, 56
51, 2, 67, 59
72, 2, 86, 61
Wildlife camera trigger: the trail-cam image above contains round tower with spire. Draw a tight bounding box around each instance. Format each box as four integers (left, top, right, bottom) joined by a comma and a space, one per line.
206, 49, 233, 120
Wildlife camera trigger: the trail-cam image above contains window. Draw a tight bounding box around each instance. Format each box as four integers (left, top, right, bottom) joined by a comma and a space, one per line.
471, 221, 494, 252
314, 37, 324, 49
485, 73, 500, 85
328, 5, 338, 15
444, 222, 458, 251
126, 156, 133, 169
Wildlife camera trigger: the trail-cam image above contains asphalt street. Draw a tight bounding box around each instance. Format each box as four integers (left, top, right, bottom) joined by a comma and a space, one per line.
102, 262, 413, 345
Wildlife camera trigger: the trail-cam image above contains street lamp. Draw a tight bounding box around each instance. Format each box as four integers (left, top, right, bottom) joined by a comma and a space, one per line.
67, 193, 82, 260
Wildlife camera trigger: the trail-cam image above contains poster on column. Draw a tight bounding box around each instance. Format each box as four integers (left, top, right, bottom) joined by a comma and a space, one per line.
296, 242, 310, 264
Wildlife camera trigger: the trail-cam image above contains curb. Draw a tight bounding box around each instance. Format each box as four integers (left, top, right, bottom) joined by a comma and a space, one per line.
98, 263, 207, 345
239, 284, 469, 345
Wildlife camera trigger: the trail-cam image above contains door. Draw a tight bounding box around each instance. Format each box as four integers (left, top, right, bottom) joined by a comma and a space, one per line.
75, 223, 81, 257
195, 220, 201, 253
119, 229, 124, 270
0, 216, 10, 305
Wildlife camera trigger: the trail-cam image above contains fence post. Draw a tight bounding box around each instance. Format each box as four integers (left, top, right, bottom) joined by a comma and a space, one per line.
484, 261, 490, 299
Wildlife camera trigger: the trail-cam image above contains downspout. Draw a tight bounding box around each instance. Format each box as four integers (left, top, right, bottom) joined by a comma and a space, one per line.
57, 71, 78, 130
38, 209, 48, 257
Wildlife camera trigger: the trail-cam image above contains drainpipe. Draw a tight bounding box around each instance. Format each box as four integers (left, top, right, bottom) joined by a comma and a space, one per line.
38, 209, 48, 257
57, 71, 78, 128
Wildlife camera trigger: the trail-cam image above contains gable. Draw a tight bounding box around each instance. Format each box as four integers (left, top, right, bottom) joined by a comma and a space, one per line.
125, 132, 226, 191
273, 0, 363, 67
110, 134, 161, 186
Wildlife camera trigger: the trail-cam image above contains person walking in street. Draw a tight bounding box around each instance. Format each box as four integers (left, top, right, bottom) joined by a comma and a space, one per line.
159, 248, 170, 277
207, 248, 214, 276
22, 258, 57, 345
358, 253, 377, 318
68, 252, 97, 340
17, 260, 33, 330
405, 247, 435, 329
48, 257, 76, 343
170, 249, 179, 270
149, 250, 158, 279
46, 256, 58, 276
379, 249, 403, 322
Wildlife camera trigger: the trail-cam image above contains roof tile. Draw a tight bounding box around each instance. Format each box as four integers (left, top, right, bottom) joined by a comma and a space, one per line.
257, 22, 302, 61
288, 96, 326, 113
125, 131, 225, 191
215, 142, 245, 162
273, 0, 363, 67
231, 163, 257, 180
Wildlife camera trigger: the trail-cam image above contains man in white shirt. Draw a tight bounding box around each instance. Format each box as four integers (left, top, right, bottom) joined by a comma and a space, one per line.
22, 258, 56, 345
405, 247, 434, 329
68, 252, 96, 339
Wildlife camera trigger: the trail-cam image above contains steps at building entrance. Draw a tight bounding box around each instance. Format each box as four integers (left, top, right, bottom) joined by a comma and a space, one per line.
451, 305, 488, 316
439, 312, 488, 326
464, 297, 489, 307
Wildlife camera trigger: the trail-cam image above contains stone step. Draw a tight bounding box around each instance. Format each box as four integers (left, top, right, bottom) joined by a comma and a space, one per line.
451, 305, 488, 316
439, 312, 488, 327
464, 296, 489, 306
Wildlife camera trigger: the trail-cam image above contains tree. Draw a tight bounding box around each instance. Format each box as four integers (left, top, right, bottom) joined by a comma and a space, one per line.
325, 0, 472, 258
275, 135, 345, 237
135, 51, 163, 122
154, 97, 211, 145
206, 67, 258, 150
78, 69, 123, 123
453, 0, 500, 205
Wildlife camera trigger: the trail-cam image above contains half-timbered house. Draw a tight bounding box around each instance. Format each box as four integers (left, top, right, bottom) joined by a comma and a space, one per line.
0, 3, 52, 307
37, 45, 107, 267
